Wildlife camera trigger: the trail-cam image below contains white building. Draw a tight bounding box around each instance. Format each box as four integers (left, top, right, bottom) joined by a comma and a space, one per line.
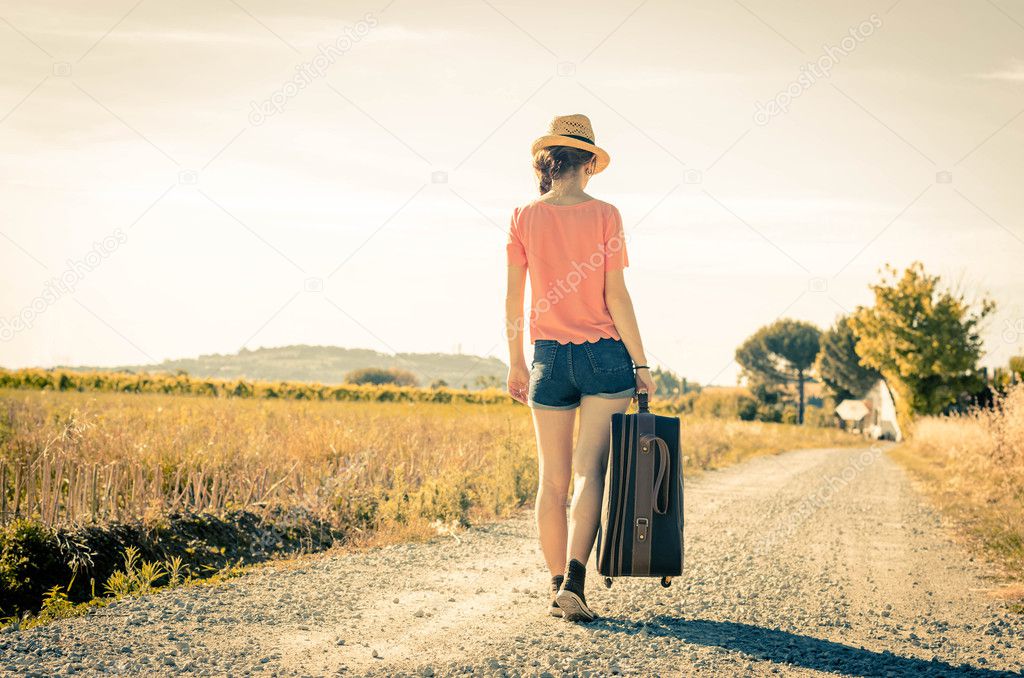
835, 379, 903, 442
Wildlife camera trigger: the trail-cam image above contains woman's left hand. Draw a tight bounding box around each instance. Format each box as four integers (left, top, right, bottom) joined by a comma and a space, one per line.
635, 367, 656, 397
507, 362, 530, 404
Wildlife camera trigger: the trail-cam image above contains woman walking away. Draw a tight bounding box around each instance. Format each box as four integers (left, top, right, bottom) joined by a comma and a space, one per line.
505, 114, 656, 622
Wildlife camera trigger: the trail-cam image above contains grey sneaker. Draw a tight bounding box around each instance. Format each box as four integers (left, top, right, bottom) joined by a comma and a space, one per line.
549, 574, 564, 617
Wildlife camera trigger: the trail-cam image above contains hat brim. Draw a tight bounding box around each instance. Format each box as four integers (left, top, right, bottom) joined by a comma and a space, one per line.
531, 136, 610, 174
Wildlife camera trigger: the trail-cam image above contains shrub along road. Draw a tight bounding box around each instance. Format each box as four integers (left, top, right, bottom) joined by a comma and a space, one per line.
1, 446, 1021, 676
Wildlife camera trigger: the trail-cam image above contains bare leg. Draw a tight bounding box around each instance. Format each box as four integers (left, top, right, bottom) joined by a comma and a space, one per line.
567, 396, 631, 565
531, 407, 576, 576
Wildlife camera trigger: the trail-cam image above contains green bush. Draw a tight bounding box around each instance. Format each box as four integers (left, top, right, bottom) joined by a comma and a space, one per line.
0, 520, 67, 618
691, 388, 759, 420
344, 367, 419, 387
802, 405, 833, 428
0, 509, 340, 620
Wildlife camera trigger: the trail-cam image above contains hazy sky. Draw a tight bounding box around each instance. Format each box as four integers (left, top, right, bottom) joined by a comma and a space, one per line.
1, 0, 1022, 385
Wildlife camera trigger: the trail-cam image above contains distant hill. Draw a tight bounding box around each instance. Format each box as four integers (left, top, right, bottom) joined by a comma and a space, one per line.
64, 345, 508, 390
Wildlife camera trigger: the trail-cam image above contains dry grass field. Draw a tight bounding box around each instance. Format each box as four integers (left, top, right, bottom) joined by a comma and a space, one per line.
1, 387, 861, 533
0, 389, 534, 539
892, 384, 1024, 580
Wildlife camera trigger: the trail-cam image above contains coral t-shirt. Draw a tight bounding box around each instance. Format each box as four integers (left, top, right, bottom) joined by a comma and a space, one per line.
506, 198, 629, 344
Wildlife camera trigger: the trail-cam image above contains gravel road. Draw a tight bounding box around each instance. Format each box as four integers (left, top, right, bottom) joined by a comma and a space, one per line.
2, 446, 1022, 677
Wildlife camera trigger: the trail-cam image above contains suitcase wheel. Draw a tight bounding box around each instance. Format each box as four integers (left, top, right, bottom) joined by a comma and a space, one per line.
603, 577, 613, 589
660, 576, 672, 588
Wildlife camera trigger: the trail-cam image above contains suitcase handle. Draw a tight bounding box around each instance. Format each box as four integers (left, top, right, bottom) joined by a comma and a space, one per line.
639, 433, 671, 515
637, 390, 649, 413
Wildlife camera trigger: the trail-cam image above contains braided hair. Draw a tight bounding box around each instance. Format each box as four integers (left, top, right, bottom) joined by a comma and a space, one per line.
532, 146, 596, 194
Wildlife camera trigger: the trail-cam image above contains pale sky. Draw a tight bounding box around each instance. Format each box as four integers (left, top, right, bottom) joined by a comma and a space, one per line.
1, 0, 1022, 385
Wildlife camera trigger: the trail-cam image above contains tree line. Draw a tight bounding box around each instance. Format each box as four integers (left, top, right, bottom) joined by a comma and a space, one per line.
736, 262, 1020, 427
0, 369, 511, 405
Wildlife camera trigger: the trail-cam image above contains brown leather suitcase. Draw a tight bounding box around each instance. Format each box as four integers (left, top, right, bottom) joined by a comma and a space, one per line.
596, 391, 683, 588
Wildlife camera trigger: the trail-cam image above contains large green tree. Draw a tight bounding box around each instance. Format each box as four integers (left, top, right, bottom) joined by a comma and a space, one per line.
817, 315, 880, 401
736, 319, 822, 424
849, 262, 994, 426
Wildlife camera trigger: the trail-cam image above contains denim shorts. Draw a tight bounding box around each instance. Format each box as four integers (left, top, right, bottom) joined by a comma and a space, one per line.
528, 337, 637, 410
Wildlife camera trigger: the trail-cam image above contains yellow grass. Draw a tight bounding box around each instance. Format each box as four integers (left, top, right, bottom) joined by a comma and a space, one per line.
891, 384, 1024, 579
0, 389, 534, 535
0, 388, 861, 539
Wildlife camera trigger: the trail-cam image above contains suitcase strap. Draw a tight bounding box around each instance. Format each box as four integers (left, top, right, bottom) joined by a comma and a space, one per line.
632, 414, 671, 575
639, 433, 671, 515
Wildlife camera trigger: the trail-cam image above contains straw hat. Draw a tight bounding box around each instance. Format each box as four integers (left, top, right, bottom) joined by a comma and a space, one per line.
531, 114, 610, 174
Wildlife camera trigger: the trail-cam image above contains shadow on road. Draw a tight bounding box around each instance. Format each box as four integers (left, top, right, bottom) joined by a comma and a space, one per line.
589, 617, 1016, 677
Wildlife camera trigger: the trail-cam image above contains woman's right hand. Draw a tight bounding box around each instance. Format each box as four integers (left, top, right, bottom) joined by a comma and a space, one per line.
635, 367, 656, 397
507, 362, 530, 404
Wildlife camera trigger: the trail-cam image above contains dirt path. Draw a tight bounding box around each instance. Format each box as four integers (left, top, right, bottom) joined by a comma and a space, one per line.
2, 446, 1022, 677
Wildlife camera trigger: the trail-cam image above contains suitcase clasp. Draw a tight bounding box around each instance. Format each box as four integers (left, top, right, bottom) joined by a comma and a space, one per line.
636, 517, 649, 542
